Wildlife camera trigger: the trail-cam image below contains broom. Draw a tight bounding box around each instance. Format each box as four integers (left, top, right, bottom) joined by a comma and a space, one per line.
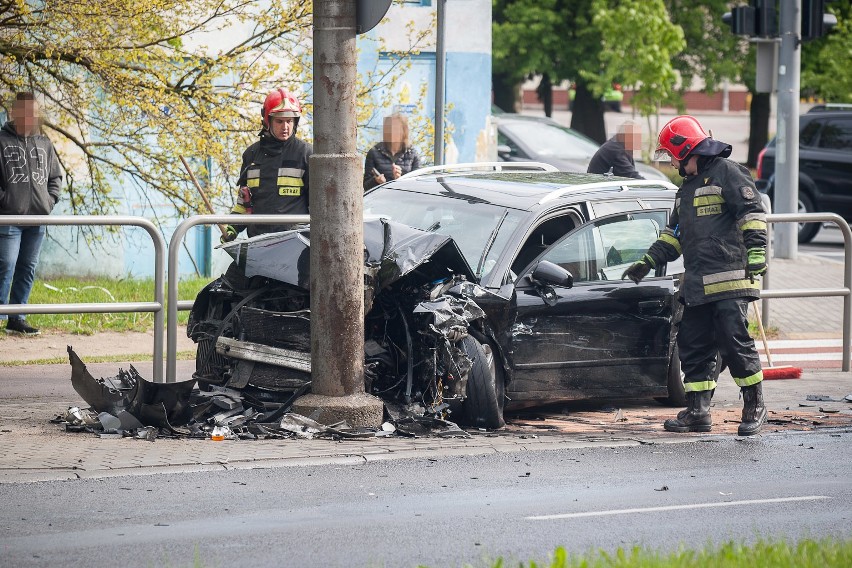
752, 302, 802, 380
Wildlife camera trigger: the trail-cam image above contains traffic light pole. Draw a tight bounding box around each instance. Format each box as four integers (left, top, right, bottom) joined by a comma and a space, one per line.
774, 0, 801, 259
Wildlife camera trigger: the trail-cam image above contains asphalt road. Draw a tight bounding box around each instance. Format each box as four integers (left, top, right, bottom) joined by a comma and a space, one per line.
800, 225, 847, 262
1, 430, 850, 568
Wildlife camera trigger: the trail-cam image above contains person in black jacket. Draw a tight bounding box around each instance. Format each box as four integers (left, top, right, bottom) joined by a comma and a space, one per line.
587, 120, 643, 179
222, 88, 312, 241
623, 115, 768, 436
363, 114, 421, 191
0, 92, 63, 335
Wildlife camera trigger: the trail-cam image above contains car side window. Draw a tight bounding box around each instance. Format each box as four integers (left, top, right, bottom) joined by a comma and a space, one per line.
801, 120, 822, 147
497, 131, 525, 158
816, 119, 852, 151
529, 211, 666, 284
511, 213, 579, 276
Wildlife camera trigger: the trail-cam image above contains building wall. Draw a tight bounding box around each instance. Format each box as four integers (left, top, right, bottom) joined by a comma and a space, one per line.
357, 0, 493, 164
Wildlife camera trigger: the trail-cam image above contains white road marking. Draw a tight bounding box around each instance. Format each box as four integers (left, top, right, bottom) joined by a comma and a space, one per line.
764, 339, 843, 349
760, 352, 843, 362
526, 495, 829, 521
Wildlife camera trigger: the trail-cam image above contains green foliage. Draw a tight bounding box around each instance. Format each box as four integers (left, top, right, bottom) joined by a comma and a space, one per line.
22, 276, 213, 334
590, 0, 684, 116
425, 538, 852, 567
802, 0, 852, 103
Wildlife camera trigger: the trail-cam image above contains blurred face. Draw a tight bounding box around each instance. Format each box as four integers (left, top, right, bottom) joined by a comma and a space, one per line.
383, 117, 405, 146
621, 124, 642, 152
269, 115, 295, 141
10, 98, 40, 136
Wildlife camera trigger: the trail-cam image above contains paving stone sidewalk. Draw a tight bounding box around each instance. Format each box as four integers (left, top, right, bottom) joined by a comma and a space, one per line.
0, 253, 848, 483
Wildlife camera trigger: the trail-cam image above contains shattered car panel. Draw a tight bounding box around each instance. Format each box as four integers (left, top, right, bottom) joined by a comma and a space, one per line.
188, 218, 496, 427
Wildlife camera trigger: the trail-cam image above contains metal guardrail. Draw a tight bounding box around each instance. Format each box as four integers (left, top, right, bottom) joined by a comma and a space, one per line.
0, 215, 166, 381
763, 212, 851, 372
166, 214, 310, 383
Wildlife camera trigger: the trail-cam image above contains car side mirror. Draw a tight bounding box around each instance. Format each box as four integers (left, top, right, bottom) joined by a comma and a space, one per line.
531, 260, 573, 288
497, 144, 512, 158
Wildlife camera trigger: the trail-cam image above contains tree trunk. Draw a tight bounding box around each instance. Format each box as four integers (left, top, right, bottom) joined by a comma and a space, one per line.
570, 82, 606, 144
536, 74, 553, 117
492, 71, 519, 113
747, 91, 771, 168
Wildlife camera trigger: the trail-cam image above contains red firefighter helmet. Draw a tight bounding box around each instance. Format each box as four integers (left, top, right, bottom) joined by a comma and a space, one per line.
654, 115, 709, 161
261, 88, 302, 129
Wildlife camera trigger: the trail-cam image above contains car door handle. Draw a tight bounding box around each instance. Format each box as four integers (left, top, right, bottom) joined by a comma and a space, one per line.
638, 300, 665, 314
802, 161, 823, 169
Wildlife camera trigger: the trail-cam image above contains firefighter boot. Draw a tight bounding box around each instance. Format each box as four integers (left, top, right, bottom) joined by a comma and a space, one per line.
738, 382, 767, 436
678, 389, 714, 419
664, 390, 712, 433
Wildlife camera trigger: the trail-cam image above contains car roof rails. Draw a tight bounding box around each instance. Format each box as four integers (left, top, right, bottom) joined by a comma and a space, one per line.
807, 103, 852, 113
538, 179, 679, 204
397, 161, 559, 179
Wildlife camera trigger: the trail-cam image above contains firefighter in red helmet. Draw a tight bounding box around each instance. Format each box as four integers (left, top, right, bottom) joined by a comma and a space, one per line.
623, 115, 769, 436
222, 88, 313, 241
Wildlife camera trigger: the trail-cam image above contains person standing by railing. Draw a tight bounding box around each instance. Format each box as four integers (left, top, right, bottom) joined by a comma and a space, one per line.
0, 92, 63, 336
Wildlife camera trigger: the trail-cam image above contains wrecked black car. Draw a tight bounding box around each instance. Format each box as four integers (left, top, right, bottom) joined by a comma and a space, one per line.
189, 169, 687, 429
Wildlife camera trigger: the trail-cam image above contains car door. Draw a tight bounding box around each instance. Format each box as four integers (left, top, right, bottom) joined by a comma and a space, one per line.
508, 211, 675, 404
809, 117, 852, 219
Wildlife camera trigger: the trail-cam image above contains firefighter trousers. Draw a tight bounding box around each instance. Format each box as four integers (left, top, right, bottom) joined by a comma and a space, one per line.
677, 297, 763, 392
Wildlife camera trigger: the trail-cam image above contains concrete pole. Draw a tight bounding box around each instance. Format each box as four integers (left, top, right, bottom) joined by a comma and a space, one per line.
293, 0, 383, 427
774, 0, 801, 259
433, 0, 446, 165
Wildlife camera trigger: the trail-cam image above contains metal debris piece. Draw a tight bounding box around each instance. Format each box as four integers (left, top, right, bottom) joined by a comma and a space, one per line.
819, 407, 840, 414
806, 395, 844, 402
68, 347, 133, 415
97, 412, 122, 432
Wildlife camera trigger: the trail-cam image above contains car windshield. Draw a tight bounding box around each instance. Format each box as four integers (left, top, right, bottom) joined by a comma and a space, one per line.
501, 120, 600, 161
364, 188, 524, 280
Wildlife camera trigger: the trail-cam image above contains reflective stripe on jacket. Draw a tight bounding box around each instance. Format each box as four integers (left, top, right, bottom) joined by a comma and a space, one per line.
646, 157, 767, 307
233, 133, 312, 237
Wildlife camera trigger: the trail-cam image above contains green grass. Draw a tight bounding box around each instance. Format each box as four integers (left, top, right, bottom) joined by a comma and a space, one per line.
427, 538, 852, 568
21, 276, 213, 334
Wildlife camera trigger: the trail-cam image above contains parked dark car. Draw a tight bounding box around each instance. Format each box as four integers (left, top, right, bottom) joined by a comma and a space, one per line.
189, 167, 685, 429
495, 113, 670, 181
755, 106, 852, 242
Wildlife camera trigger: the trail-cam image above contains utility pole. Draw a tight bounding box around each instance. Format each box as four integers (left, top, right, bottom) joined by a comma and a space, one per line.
774, 0, 801, 259
293, 0, 383, 427
433, 0, 446, 165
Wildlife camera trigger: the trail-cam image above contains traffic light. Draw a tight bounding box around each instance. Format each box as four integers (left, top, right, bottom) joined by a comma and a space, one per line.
724, 1, 776, 38
802, 0, 838, 41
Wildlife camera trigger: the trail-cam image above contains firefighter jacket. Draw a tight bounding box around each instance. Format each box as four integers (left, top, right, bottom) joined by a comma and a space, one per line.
363, 143, 421, 191
232, 132, 312, 237
0, 121, 63, 216
645, 156, 767, 307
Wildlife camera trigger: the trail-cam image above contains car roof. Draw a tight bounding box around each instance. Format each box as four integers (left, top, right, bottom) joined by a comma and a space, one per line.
382, 171, 677, 211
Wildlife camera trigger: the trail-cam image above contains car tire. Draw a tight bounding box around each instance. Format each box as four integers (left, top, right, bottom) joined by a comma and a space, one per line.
661, 345, 686, 407
658, 347, 724, 407
797, 192, 820, 243
460, 335, 505, 429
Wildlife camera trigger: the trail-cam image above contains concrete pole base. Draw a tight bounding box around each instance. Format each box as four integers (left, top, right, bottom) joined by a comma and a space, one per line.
291, 392, 384, 429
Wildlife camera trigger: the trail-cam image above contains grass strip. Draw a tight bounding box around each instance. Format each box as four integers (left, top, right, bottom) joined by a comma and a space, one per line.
432, 538, 852, 568
0, 351, 196, 367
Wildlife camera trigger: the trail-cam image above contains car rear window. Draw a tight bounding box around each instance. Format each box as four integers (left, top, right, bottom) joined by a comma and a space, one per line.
817, 118, 852, 151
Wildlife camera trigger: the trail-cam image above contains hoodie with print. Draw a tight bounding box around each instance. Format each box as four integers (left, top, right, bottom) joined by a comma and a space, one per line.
0, 121, 63, 215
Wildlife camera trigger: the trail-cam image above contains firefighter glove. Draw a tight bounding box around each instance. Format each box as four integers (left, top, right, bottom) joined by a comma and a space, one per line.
221, 225, 238, 243
622, 254, 655, 284
746, 247, 767, 278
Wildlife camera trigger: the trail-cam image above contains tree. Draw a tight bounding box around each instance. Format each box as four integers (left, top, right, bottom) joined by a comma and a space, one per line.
493, 0, 683, 144
0, 0, 316, 219
802, 0, 852, 104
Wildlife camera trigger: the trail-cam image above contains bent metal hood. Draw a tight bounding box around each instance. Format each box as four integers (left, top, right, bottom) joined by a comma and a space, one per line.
220, 218, 476, 296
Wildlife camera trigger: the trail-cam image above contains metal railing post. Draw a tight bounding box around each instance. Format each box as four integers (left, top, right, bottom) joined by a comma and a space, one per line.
764, 213, 851, 372
0, 216, 166, 380
166, 214, 309, 382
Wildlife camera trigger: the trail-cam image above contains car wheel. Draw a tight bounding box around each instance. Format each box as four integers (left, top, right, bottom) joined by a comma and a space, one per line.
797, 192, 820, 243
657, 348, 723, 407
660, 345, 686, 407
460, 335, 505, 429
